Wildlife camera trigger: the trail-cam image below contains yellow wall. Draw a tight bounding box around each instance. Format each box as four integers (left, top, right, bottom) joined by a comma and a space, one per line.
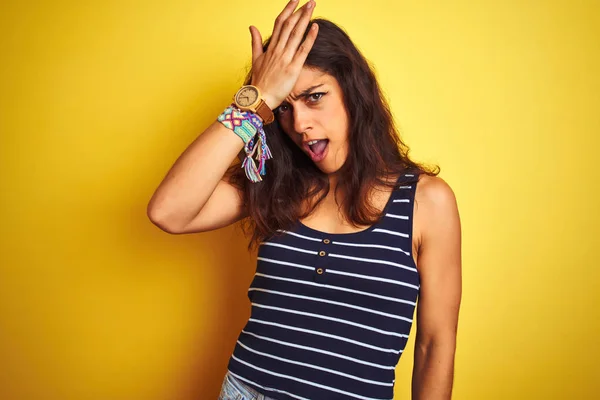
1, 0, 598, 399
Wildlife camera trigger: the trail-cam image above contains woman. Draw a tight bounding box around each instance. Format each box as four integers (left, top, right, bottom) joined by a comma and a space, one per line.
147, 1, 462, 399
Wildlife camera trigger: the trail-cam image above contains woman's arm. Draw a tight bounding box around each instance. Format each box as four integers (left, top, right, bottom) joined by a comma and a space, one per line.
411, 176, 462, 400
147, 121, 247, 233
147, 0, 319, 234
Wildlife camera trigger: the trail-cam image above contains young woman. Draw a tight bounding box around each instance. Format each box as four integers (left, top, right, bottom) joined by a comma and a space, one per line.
147, 1, 462, 399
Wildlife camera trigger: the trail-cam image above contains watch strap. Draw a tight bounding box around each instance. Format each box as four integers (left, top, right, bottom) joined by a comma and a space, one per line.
255, 99, 275, 125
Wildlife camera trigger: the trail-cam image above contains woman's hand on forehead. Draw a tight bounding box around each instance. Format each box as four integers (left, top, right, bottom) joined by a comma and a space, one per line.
248, 1, 319, 110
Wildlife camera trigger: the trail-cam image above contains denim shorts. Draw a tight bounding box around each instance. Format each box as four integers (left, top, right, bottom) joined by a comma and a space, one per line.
218, 371, 274, 400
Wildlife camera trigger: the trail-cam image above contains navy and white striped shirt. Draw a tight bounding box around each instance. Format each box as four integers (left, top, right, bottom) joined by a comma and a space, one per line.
227, 173, 420, 400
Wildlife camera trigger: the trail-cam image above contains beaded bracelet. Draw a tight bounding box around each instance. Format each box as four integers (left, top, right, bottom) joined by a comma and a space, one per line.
217, 103, 273, 183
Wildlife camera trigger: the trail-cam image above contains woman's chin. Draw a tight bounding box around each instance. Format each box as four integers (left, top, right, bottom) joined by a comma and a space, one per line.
315, 162, 343, 176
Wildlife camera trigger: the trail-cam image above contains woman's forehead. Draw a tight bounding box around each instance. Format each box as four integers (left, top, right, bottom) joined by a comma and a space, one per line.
287, 69, 338, 99
299, 66, 333, 82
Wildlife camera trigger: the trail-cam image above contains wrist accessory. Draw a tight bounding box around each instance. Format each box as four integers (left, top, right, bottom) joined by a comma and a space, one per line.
217, 104, 273, 183
233, 85, 275, 125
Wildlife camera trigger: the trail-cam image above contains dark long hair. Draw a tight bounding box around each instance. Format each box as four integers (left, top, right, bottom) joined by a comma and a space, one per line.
226, 18, 439, 251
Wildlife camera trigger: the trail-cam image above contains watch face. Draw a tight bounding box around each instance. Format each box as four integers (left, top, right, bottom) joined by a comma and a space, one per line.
236, 86, 259, 107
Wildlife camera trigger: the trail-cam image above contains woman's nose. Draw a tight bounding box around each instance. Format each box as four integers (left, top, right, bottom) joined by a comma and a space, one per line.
293, 107, 311, 135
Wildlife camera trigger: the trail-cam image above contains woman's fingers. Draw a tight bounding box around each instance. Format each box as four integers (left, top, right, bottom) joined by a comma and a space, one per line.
246, 1, 318, 108
250, 26, 264, 64
283, 1, 316, 57
269, 0, 301, 49
291, 22, 319, 67
273, 1, 314, 55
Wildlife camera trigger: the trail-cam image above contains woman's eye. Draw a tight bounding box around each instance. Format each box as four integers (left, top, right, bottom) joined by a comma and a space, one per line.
308, 92, 325, 102
276, 104, 290, 114
275, 92, 326, 116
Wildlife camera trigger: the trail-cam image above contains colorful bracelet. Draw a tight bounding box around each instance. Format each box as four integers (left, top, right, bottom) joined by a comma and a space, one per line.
217, 103, 273, 183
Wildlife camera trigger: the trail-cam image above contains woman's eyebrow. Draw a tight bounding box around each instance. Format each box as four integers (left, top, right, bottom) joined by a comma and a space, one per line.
289, 84, 325, 101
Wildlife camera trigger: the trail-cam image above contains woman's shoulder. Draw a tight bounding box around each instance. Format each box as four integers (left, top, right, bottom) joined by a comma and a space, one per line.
415, 174, 456, 205
412, 174, 460, 259
413, 173, 460, 234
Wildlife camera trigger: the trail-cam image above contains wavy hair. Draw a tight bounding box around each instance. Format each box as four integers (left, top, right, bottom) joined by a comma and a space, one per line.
226, 18, 439, 251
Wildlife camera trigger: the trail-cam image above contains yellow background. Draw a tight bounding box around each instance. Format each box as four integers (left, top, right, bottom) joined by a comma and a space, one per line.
1, 0, 599, 399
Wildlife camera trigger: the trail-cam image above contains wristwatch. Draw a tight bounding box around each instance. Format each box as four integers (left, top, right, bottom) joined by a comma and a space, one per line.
233, 85, 275, 125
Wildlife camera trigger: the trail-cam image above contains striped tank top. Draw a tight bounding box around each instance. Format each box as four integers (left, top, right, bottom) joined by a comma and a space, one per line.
226, 172, 420, 400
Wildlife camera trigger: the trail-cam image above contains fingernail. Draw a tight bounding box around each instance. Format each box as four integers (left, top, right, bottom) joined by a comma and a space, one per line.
307, 1, 313, 8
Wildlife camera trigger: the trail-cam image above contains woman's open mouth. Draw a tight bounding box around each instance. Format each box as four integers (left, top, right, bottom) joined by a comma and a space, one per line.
304, 139, 329, 162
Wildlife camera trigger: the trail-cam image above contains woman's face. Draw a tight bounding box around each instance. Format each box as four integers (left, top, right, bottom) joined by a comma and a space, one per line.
275, 67, 349, 175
